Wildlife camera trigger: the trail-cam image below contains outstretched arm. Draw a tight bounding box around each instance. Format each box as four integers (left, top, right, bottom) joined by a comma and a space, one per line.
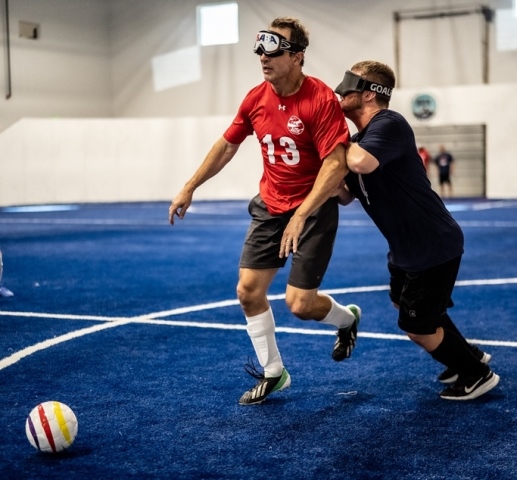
169, 137, 240, 225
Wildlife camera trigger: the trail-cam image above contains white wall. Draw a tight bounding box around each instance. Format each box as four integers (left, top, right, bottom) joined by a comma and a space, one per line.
0, 116, 259, 205
109, 0, 517, 118
391, 84, 517, 199
0, 0, 516, 206
2, 0, 515, 126
1, 82, 515, 206
0, 0, 112, 132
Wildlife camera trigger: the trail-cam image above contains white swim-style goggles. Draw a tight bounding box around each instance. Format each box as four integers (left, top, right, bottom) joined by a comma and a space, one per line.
253, 30, 306, 57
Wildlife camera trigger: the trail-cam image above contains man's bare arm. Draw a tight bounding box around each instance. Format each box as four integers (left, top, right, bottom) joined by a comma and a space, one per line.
169, 137, 240, 224
346, 142, 379, 174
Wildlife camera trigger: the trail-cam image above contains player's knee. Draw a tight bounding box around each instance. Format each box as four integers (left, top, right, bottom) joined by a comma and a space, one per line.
406, 331, 422, 344
406, 330, 442, 352
236, 282, 254, 309
285, 295, 313, 320
289, 305, 312, 320
237, 281, 266, 312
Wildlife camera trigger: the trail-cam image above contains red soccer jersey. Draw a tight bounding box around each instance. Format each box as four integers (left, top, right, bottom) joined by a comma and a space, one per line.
223, 76, 349, 215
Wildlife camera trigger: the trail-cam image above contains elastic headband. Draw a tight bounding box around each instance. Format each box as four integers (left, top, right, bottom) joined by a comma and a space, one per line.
335, 70, 393, 98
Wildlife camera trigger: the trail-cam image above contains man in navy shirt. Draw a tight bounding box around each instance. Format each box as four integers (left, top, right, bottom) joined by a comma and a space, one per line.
333, 61, 499, 400
434, 145, 454, 197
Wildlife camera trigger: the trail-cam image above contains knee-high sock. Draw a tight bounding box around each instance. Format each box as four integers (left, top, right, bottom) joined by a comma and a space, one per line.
246, 307, 283, 377
431, 328, 488, 377
318, 294, 355, 329
440, 313, 472, 349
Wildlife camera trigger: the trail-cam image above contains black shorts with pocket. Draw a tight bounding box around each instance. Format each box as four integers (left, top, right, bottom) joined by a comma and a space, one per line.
239, 194, 339, 290
389, 256, 462, 335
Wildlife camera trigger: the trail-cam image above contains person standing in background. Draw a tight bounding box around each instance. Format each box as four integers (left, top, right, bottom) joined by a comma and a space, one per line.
434, 145, 454, 197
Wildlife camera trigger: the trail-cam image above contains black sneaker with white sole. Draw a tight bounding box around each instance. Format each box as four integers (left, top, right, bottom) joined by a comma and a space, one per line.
438, 345, 491, 384
239, 358, 291, 406
439, 369, 500, 401
332, 304, 361, 362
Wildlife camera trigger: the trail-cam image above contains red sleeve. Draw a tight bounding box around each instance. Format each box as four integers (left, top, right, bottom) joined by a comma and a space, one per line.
309, 95, 349, 161
223, 94, 254, 145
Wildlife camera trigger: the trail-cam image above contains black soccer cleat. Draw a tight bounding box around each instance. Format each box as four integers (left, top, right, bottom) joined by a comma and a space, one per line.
239, 358, 291, 406
332, 304, 361, 362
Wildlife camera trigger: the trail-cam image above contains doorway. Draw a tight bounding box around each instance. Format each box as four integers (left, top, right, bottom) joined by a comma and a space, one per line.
413, 124, 486, 197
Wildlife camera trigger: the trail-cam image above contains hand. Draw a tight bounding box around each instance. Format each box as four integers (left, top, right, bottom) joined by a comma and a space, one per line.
169, 190, 193, 225
279, 214, 306, 258
335, 182, 355, 206
331, 179, 346, 197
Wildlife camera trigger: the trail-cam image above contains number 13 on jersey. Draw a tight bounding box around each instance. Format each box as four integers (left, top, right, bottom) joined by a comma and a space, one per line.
262, 134, 300, 165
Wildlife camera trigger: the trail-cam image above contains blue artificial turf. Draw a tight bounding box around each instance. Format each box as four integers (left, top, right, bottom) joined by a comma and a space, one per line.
1, 199, 516, 479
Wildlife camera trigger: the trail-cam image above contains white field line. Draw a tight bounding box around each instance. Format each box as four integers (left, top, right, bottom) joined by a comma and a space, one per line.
0, 319, 133, 370
1, 278, 517, 371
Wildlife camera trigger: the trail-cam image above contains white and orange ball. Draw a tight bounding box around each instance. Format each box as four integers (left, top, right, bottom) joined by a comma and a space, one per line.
25, 401, 78, 453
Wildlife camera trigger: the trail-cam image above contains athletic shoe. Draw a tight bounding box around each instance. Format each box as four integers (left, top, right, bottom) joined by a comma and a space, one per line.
439, 369, 500, 401
239, 358, 291, 405
332, 304, 361, 362
438, 345, 491, 384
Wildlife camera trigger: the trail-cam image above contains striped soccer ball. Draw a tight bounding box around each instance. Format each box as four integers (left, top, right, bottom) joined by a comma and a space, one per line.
25, 401, 78, 453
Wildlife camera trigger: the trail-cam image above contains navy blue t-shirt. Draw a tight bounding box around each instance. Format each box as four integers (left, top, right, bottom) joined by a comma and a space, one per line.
345, 109, 464, 271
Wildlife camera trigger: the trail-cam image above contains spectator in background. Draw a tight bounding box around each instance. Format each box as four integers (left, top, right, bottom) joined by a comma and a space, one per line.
434, 145, 454, 197
418, 146, 431, 175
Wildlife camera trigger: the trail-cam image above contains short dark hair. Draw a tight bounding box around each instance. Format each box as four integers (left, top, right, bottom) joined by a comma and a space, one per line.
269, 17, 309, 66
352, 61, 396, 107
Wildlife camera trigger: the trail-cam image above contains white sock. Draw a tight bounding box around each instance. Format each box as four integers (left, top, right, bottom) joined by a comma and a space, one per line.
245, 307, 283, 377
318, 295, 355, 329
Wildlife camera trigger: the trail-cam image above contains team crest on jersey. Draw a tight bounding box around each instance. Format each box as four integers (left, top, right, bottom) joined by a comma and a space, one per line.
287, 115, 304, 135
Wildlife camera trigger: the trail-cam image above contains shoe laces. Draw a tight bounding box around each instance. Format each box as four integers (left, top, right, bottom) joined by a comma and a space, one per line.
243, 356, 265, 381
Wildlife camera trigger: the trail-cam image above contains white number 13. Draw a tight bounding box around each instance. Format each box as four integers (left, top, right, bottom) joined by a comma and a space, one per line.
262, 134, 300, 165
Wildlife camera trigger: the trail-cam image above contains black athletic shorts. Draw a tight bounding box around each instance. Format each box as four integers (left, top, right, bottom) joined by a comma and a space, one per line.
388, 256, 461, 335
239, 194, 339, 290
439, 172, 451, 185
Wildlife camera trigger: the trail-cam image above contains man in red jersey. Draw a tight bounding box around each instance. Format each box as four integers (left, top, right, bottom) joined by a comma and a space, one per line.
169, 17, 360, 405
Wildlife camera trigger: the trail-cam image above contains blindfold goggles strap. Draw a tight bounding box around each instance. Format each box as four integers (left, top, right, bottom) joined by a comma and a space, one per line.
335, 70, 393, 99
253, 30, 305, 56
